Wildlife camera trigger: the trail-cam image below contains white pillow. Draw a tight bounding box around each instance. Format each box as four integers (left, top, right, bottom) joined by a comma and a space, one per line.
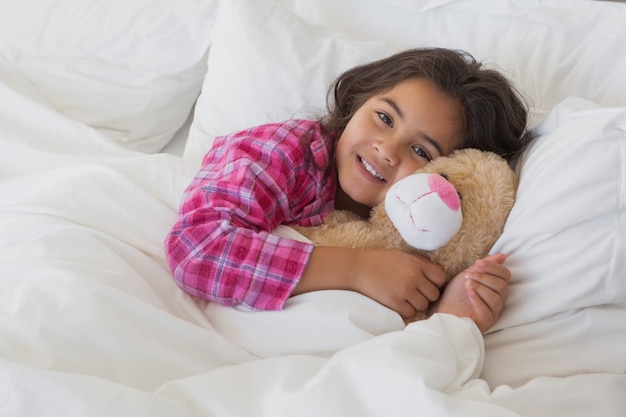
185, 0, 626, 163
0, 0, 218, 153
496, 98, 626, 325
284, 0, 626, 127
483, 97, 626, 387
183, 0, 390, 164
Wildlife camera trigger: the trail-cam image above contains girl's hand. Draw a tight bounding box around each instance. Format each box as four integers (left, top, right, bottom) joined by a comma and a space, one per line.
352, 249, 448, 319
430, 253, 510, 333
295, 247, 447, 320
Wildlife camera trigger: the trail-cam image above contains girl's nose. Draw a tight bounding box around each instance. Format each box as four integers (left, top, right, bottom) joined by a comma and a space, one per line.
373, 138, 400, 166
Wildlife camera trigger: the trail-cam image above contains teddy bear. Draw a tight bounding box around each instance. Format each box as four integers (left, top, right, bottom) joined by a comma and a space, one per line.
292, 148, 518, 318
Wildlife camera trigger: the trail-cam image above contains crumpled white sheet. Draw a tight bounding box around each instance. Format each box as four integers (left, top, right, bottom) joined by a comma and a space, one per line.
1, 77, 625, 417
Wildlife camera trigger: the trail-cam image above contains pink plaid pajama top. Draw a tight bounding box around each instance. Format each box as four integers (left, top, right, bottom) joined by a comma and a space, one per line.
164, 120, 337, 310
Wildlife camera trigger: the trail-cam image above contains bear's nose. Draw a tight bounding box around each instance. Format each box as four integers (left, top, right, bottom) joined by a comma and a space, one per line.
428, 174, 460, 211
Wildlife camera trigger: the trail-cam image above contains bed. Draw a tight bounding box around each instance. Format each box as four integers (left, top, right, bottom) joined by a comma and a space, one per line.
1, 0, 625, 415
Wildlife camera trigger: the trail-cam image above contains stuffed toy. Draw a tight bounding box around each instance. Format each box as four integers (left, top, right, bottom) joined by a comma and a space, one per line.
292, 148, 518, 317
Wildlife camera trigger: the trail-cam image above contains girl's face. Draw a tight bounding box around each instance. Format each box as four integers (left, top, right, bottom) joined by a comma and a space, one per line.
335, 78, 463, 212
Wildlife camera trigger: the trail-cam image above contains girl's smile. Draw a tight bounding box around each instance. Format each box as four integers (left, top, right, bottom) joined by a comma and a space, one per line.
334, 77, 464, 213
358, 156, 386, 182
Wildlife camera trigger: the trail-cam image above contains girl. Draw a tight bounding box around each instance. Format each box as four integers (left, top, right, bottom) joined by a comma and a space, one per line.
165, 48, 530, 332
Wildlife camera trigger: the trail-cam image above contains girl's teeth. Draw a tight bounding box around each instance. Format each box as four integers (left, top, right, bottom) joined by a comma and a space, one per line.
360, 158, 384, 181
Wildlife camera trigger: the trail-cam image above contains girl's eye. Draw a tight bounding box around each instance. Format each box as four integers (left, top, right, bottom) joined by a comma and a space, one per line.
377, 112, 393, 127
412, 145, 431, 161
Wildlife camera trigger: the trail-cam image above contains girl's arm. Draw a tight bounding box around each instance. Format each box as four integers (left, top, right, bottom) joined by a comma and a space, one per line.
165, 211, 314, 310
165, 120, 335, 311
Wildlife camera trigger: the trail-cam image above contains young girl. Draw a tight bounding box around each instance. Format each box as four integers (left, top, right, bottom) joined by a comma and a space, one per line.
165, 48, 530, 333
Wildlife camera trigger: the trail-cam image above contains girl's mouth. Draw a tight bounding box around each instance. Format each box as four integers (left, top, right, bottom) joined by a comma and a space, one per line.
359, 157, 386, 182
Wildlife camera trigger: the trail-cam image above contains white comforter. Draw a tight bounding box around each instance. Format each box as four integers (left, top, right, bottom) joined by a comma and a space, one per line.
1, 67, 625, 417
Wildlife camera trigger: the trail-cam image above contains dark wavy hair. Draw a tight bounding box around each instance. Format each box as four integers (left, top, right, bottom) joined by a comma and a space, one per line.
322, 48, 531, 161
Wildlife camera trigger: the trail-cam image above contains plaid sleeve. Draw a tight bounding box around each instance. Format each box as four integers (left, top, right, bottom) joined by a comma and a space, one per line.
164, 120, 334, 310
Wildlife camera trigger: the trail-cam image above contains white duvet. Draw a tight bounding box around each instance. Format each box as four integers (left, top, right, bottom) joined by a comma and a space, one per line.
1, 56, 625, 417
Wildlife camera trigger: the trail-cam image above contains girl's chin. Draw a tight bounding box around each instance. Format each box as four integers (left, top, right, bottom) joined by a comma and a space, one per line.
346, 191, 381, 213
336, 186, 376, 216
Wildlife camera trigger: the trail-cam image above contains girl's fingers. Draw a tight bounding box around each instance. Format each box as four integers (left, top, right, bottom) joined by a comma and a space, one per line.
481, 253, 507, 265
466, 277, 506, 317
471, 258, 511, 283
467, 285, 497, 332
465, 272, 508, 296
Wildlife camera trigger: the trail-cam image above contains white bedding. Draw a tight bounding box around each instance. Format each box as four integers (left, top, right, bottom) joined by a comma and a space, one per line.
1, 0, 626, 416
